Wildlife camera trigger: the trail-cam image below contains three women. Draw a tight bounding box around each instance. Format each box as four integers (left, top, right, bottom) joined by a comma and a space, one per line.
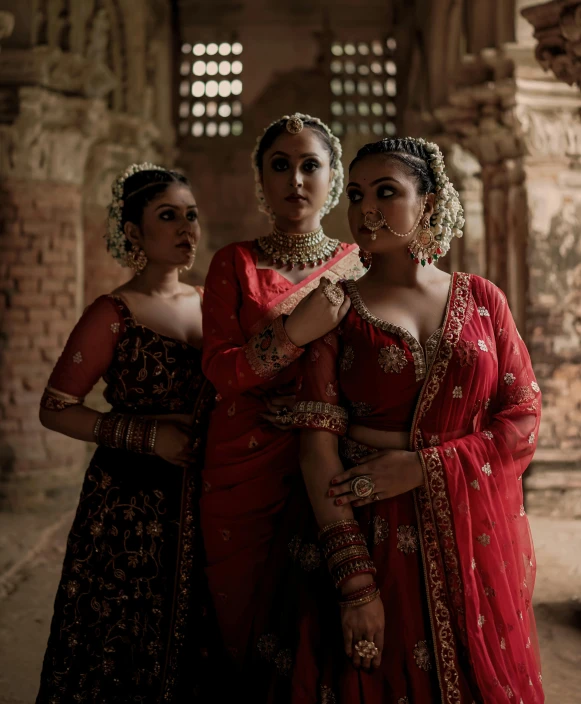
38, 116, 544, 704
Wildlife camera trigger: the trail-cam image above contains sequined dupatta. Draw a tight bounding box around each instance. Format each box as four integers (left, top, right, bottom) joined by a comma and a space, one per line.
411, 273, 543, 703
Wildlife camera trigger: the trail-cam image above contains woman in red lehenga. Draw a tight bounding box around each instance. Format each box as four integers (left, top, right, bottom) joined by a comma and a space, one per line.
253, 137, 544, 703
200, 113, 364, 683
36, 165, 217, 703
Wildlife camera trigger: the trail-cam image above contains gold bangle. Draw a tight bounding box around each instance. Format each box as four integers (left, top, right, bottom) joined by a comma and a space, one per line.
322, 533, 367, 558
339, 589, 380, 609
327, 546, 370, 572
93, 415, 103, 440
318, 519, 360, 540
146, 420, 158, 455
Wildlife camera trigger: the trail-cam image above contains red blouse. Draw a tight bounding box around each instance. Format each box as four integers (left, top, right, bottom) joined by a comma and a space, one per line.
294, 279, 446, 434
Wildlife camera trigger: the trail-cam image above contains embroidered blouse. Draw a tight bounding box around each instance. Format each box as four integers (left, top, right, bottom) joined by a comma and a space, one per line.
41, 294, 204, 415
293, 279, 445, 435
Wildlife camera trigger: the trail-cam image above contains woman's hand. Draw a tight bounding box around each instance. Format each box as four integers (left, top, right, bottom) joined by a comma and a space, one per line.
153, 420, 194, 468
260, 392, 296, 431
284, 277, 350, 348
329, 449, 425, 507
341, 591, 384, 670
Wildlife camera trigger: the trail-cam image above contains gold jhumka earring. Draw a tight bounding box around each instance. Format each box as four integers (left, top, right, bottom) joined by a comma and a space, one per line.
127, 244, 147, 274
407, 217, 442, 266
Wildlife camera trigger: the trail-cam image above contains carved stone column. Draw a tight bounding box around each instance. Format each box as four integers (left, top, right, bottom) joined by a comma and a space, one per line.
522, 0, 581, 90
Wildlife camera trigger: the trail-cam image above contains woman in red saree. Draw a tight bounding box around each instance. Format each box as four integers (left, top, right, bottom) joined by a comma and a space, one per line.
252, 137, 543, 703
200, 114, 364, 677
36, 165, 217, 703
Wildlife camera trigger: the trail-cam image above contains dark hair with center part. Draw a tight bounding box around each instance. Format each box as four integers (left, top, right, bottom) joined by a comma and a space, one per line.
255, 118, 338, 172
119, 169, 191, 251
349, 138, 436, 196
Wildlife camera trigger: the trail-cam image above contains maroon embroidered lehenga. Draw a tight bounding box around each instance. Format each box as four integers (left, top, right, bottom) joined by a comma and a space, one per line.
36, 294, 215, 704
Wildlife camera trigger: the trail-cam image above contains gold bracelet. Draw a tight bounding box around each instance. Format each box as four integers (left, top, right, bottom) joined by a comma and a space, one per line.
323, 532, 367, 558
93, 415, 103, 440
339, 589, 380, 609
327, 546, 370, 572
146, 420, 158, 455
318, 518, 360, 540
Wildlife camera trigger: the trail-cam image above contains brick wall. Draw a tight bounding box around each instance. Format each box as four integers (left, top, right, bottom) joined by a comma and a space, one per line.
0, 179, 86, 510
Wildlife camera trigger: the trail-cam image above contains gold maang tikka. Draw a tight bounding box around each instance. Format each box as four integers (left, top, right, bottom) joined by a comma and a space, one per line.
286, 114, 304, 134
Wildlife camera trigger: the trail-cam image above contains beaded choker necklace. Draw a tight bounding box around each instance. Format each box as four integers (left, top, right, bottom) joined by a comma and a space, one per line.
256, 225, 341, 270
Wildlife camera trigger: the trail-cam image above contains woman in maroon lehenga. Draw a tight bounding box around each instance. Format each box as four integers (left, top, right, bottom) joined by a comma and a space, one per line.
36, 165, 216, 703
252, 138, 544, 703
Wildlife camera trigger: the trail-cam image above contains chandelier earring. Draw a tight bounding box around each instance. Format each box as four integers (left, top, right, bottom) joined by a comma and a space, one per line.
407, 215, 442, 266
127, 244, 148, 274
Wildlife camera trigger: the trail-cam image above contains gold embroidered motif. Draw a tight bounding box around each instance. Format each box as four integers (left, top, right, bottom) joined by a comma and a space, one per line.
73, 351, 83, 364
40, 386, 84, 411
340, 345, 355, 371
372, 516, 389, 545
397, 525, 419, 554
245, 316, 302, 379
320, 685, 337, 704
378, 345, 408, 374
413, 640, 433, 671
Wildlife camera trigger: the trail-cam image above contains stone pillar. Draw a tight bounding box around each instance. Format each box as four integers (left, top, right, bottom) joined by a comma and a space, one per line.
0, 86, 107, 509
506, 36, 581, 516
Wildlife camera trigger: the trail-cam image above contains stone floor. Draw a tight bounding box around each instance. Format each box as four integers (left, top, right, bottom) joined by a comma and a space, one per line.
0, 512, 580, 703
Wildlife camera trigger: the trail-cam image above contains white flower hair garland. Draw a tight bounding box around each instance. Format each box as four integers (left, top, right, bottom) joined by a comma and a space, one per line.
410, 137, 465, 257
251, 113, 344, 221
106, 162, 164, 265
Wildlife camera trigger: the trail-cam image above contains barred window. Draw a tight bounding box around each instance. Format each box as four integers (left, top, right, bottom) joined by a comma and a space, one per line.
329, 38, 396, 138
178, 42, 243, 138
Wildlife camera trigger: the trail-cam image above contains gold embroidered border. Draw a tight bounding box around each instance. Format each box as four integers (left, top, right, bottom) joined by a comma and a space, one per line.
292, 401, 348, 435
248, 249, 365, 334
410, 272, 472, 704
40, 386, 84, 411
245, 316, 303, 379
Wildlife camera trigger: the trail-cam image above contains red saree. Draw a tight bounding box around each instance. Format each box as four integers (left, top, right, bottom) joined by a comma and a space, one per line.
257, 272, 543, 703
200, 240, 363, 669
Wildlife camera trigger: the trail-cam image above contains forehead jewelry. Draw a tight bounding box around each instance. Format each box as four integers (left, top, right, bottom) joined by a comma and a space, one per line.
286, 114, 304, 134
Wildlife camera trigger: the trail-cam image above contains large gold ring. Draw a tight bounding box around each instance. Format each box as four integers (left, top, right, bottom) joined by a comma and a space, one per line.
363, 209, 387, 233
322, 283, 345, 307
351, 475, 375, 499
354, 639, 379, 658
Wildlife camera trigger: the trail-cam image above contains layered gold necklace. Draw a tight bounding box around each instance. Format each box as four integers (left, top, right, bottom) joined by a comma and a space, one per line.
256, 225, 341, 270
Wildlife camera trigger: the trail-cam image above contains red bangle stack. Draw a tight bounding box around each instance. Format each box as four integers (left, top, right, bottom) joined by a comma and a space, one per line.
318, 519, 378, 601
94, 412, 158, 455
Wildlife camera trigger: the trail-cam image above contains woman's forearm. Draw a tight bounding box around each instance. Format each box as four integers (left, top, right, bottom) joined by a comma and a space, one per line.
299, 430, 354, 527
39, 405, 102, 442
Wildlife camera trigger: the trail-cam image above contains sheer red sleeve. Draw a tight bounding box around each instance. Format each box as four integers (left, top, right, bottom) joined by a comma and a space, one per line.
40, 296, 125, 411
202, 245, 304, 398
292, 329, 348, 435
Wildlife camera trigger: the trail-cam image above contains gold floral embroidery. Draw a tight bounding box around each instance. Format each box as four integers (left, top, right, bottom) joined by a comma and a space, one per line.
345, 280, 428, 381
40, 386, 84, 411
227, 402, 236, 417
73, 351, 83, 364
477, 533, 491, 546
413, 640, 433, 671
453, 386, 462, 399
378, 345, 408, 374
397, 525, 419, 554
274, 648, 293, 676
257, 633, 279, 661
110, 322, 120, 333
478, 614, 486, 628
248, 436, 258, 448
299, 543, 321, 572
245, 315, 302, 379
372, 516, 389, 545
320, 685, 337, 703
398, 698, 410, 704
293, 401, 348, 435
349, 400, 372, 417
325, 381, 338, 397
340, 345, 355, 371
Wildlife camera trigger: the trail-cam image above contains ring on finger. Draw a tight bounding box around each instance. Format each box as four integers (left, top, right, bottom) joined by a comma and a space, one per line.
350, 475, 375, 499
322, 283, 345, 307
354, 639, 379, 658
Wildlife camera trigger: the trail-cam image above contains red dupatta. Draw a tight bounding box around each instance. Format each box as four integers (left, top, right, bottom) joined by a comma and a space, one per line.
412, 273, 543, 704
